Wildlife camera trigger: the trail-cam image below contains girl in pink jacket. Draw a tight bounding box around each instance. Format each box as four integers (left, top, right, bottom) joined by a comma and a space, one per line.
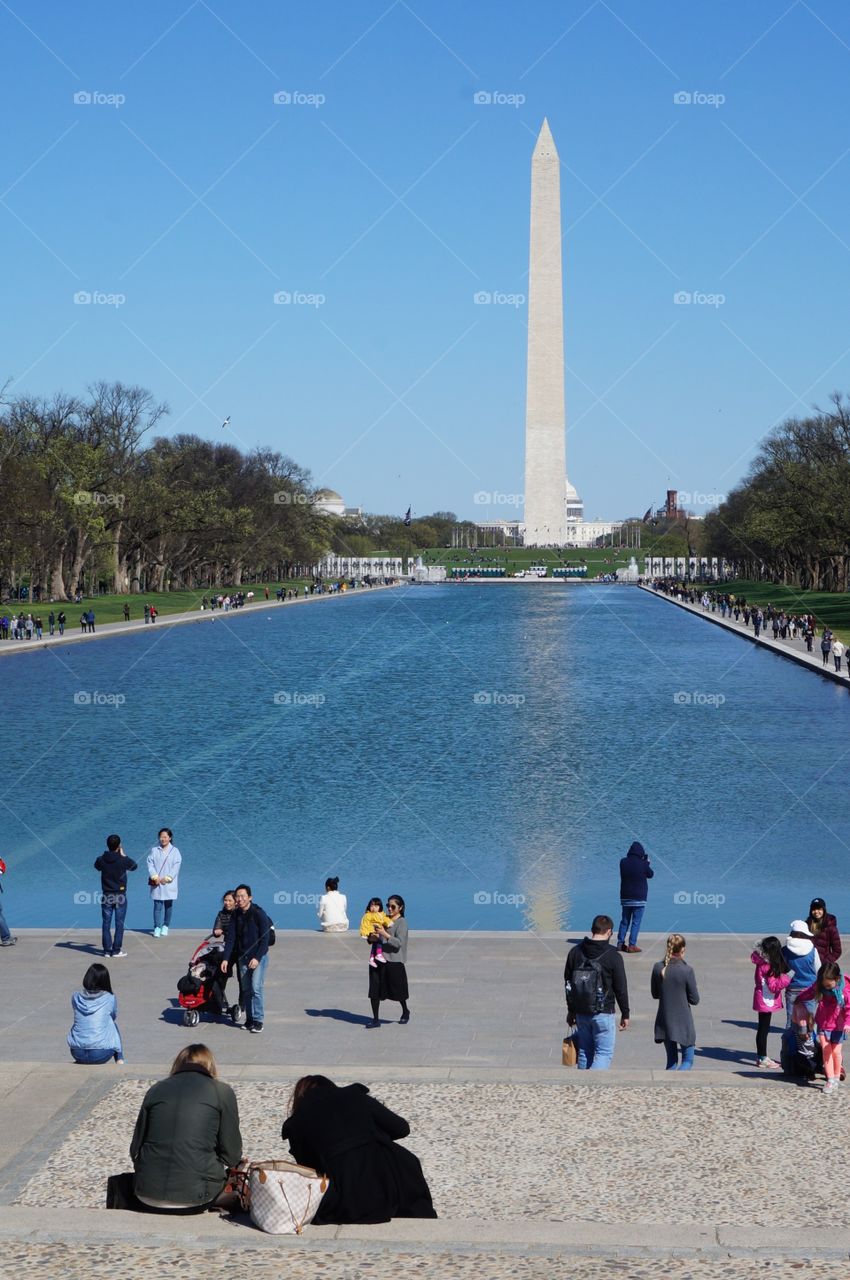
793, 961, 850, 1094
751, 936, 791, 1069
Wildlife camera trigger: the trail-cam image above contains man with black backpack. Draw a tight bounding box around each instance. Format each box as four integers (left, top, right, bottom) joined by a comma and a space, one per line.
564, 914, 630, 1070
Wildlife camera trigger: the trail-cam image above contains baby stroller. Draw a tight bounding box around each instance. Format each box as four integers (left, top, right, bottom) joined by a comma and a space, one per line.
177, 935, 243, 1028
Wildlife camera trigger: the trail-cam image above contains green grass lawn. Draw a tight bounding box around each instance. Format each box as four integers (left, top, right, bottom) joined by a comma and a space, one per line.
9, 581, 318, 626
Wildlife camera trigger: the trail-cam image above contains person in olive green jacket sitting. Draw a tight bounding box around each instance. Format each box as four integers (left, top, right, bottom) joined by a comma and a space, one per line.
130, 1044, 243, 1213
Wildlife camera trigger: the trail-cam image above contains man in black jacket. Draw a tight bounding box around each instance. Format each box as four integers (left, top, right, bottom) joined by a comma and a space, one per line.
564, 914, 630, 1070
617, 840, 653, 953
94, 834, 138, 957
221, 883, 272, 1034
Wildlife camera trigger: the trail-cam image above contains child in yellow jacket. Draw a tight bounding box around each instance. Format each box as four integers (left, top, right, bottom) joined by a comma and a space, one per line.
360, 897, 392, 968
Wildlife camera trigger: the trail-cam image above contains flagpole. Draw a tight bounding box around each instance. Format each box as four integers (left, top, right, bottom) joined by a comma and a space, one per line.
403, 505, 412, 576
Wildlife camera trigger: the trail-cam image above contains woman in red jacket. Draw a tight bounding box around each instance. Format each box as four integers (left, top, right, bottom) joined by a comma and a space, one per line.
808, 898, 842, 965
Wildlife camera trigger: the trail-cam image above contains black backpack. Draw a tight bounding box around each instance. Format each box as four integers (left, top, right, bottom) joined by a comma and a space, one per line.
569, 949, 608, 1015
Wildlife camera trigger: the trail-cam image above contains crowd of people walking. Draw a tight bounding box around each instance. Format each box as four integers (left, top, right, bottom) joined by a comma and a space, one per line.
0, 578, 391, 645
652, 579, 848, 673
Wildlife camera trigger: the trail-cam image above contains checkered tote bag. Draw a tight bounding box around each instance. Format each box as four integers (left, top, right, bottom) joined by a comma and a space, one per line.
249, 1160, 328, 1234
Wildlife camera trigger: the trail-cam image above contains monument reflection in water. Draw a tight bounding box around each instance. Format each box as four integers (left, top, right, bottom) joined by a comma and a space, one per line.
7, 583, 850, 934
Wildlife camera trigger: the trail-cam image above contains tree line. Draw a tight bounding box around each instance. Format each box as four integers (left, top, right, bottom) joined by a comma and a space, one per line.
703, 395, 850, 592
0, 381, 472, 599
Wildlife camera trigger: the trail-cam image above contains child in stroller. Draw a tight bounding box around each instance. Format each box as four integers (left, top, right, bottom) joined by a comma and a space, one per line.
177, 935, 242, 1027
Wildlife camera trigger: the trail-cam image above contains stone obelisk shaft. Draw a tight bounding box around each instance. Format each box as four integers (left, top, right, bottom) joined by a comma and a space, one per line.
523, 119, 567, 547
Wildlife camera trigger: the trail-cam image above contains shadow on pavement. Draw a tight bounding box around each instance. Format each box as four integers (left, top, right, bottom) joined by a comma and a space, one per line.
305, 1007, 372, 1025
695, 1046, 753, 1064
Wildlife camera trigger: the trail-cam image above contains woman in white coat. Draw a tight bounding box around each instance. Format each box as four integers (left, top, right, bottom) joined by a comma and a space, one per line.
147, 827, 181, 937
317, 877, 348, 932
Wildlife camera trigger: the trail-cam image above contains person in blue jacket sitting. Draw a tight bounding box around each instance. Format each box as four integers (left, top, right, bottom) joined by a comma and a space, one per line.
67, 963, 124, 1064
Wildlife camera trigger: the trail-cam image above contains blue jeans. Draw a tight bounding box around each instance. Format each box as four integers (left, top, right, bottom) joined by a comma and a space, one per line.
664, 1040, 695, 1070
153, 900, 173, 929
0, 898, 10, 942
575, 1012, 617, 1069
237, 954, 268, 1023
617, 901, 645, 948
71, 1045, 119, 1064
101, 894, 127, 954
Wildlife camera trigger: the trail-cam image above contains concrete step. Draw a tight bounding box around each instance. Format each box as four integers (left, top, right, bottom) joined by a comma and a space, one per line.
1, 1205, 849, 1259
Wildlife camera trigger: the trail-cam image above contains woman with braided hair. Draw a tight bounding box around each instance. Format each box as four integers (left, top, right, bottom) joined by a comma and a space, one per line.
650, 934, 700, 1071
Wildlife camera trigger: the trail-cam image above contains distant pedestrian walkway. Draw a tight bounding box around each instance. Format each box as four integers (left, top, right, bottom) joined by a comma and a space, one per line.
0, 581, 402, 658
645, 581, 850, 686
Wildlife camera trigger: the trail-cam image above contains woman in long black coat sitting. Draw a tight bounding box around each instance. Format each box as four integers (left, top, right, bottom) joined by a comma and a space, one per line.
280, 1075, 437, 1224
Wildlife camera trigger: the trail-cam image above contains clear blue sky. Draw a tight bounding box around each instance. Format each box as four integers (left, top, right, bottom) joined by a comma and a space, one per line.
2, 1, 848, 522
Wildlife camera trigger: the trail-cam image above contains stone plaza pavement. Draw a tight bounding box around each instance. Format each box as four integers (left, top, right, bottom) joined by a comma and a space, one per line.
1, 930, 848, 1274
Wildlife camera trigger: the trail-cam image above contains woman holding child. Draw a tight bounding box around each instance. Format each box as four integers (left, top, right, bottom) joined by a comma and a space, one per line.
365, 894, 410, 1028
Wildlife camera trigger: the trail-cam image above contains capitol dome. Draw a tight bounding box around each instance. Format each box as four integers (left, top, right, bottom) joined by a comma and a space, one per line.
565, 477, 584, 522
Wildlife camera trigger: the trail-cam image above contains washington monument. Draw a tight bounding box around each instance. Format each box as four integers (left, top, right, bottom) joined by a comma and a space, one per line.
523, 119, 578, 547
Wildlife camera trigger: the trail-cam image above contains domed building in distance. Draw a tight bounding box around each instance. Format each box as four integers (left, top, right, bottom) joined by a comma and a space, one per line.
313, 488, 362, 519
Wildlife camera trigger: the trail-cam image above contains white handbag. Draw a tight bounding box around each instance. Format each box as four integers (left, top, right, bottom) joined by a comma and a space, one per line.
249, 1160, 328, 1234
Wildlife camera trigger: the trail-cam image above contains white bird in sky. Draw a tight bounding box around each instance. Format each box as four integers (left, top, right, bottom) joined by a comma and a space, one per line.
221, 416, 231, 430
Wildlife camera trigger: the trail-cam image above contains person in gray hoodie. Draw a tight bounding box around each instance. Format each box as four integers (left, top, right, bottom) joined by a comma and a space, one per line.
67, 963, 124, 1064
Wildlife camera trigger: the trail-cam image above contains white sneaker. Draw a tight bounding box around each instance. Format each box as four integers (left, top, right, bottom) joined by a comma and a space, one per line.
153, 927, 161, 938
824, 1078, 840, 1094
112, 950, 128, 958
758, 1057, 780, 1069
161, 926, 169, 937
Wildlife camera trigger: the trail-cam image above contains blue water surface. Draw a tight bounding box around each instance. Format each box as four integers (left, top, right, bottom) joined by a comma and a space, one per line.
4, 585, 849, 936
